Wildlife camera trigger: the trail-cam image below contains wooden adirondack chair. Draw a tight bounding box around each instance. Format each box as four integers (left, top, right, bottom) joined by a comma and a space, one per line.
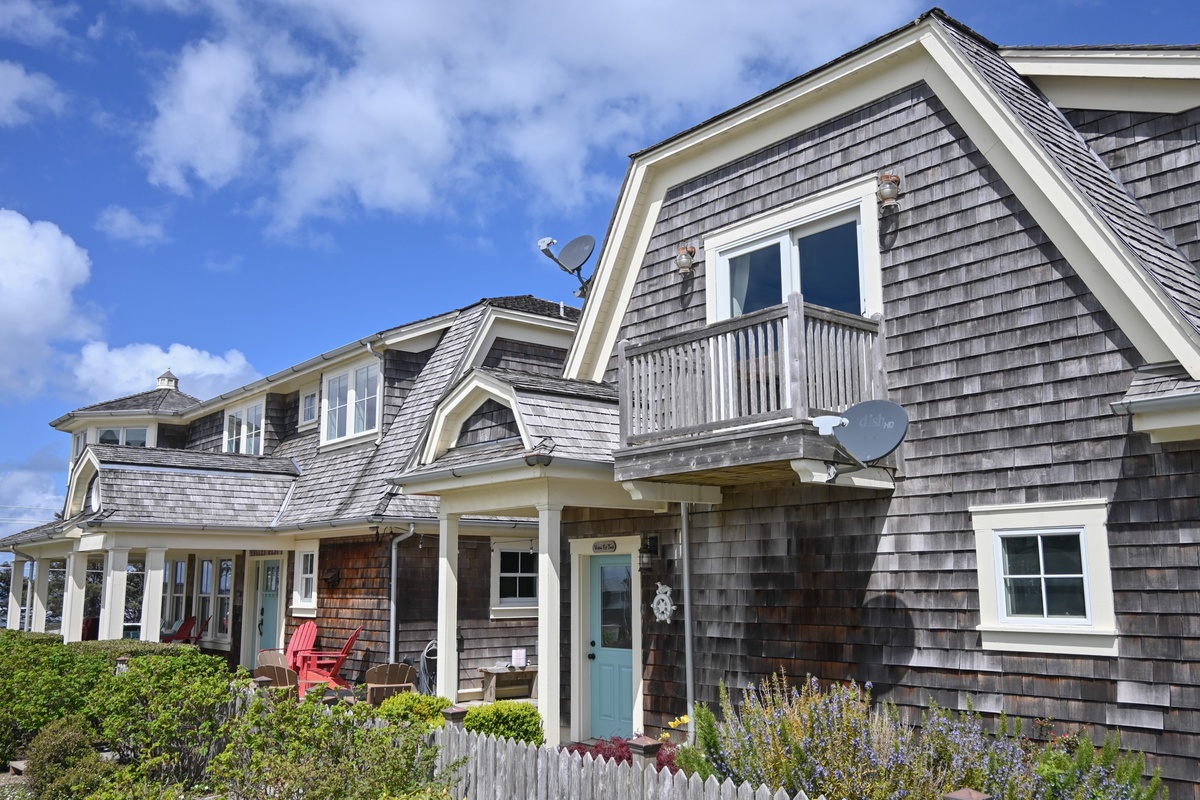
260, 620, 318, 672
297, 625, 363, 690
160, 615, 196, 643
364, 662, 417, 706
185, 615, 210, 645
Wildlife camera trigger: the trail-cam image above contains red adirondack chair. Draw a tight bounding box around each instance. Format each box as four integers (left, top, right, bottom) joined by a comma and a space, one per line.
259, 620, 318, 672
297, 625, 363, 690
160, 615, 196, 643
186, 615, 210, 645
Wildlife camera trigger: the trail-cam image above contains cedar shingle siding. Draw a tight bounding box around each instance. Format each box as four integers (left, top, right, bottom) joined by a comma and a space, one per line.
599, 79, 1200, 789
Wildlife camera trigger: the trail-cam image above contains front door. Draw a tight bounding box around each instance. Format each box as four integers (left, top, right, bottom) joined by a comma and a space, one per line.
589, 554, 633, 739
252, 559, 281, 666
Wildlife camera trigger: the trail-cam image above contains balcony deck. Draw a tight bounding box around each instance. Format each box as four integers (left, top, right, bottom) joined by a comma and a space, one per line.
615, 293, 887, 484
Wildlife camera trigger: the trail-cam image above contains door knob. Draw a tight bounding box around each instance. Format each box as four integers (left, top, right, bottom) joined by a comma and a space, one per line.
587, 653, 596, 660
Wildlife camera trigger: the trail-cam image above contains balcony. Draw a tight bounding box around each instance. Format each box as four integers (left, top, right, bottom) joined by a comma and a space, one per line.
615, 293, 887, 484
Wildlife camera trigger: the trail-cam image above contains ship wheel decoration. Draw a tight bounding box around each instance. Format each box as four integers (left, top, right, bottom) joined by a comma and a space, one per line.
652, 582, 677, 623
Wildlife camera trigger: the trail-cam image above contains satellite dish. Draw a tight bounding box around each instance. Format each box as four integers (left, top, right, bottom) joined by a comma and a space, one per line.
538, 234, 597, 298
832, 400, 909, 464
558, 235, 595, 274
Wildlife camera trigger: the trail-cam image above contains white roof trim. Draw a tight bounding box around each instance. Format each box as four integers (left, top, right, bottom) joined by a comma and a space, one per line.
421, 372, 529, 464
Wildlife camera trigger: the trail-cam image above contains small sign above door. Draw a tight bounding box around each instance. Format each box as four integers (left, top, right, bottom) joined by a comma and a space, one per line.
592, 540, 617, 553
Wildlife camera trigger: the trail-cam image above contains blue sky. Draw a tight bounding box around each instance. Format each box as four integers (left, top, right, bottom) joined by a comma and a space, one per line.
1, 0, 1198, 544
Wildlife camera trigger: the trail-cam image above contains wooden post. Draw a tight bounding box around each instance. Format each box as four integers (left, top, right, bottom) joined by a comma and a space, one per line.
436, 513, 461, 702
871, 311, 888, 400
535, 503, 562, 747
627, 734, 662, 771
5, 558, 26, 631
788, 292, 808, 418
141, 548, 166, 642
61, 551, 88, 643
442, 705, 468, 730
31, 559, 48, 633
616, 339, 630, 446
99, 547, 129, 641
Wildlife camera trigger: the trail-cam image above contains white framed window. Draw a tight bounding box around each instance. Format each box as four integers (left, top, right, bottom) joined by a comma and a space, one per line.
161, 559, 187, 628
72, 432, 86, 459
195, 555, 234, 644
490, 544, 538, 618
97, 427, 149, 447
225, 402, 264, 455
704, 176, 882, 324
971, 499, 1117, 656
300, 389, 318, 427
322, 361, 379, 444
292, 545, 318, 616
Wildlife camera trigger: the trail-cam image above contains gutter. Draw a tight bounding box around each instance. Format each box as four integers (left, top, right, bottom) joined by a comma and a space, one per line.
389, 523, 416, 662
1110, 391, 1200, 416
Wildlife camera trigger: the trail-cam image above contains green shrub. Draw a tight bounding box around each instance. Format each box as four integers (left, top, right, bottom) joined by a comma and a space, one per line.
23, 714, 115, 800
67, 639, 193, 666
88, 648, 244, 787
0, 630, 110, 763
212, 690, 455, 800
378, 692, 453, 731
1035, 730, 1164, 800
463, 700, 544, 746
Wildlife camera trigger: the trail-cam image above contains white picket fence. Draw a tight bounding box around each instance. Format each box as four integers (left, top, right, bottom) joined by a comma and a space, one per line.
433, 727, 827, 800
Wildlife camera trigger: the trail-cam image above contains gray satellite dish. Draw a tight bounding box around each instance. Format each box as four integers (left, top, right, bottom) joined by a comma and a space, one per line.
833, 400, 909, 463
558, 235, 594, 274
538, 234, 596, 298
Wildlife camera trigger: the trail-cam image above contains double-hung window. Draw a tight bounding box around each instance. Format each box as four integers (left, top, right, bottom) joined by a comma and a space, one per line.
292, 544, 318, 616
490, 545, 538, 618
705, 177, 882, 324
161, 559, 187, 627
300, 389, 318, 427
971, 499, 1116, 656
322, 361, 379, 444
225, 402, 263, 455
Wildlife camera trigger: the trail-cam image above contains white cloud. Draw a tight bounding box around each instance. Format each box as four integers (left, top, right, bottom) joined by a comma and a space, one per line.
74, 341, 260, 402
0, 208, 98, 396
0, 60, 66, 127
139, 0, 925, 228
140, 38, 261, 193
0, 0, 71, 46
95, 205, 170, 246
0, 465, 63, 542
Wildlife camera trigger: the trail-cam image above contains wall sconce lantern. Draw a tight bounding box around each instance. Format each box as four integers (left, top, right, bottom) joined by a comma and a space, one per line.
674, 245, 697, 275
638, 534, 660, 573
876, 173, 901, 210
524, 436, 556, 467
321, 568, 341, 589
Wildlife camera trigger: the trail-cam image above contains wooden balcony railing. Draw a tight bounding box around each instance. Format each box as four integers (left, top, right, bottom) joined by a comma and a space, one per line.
617, 293, 886, 446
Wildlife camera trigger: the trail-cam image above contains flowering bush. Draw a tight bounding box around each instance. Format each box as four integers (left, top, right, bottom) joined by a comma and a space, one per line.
675, 672, 1163, 800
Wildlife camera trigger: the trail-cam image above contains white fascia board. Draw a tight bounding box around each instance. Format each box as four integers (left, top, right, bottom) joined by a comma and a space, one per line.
64, 453, 101, 517
920, 26, 1200, 378
622, 481, 722, 505
432, 474, 669, 517
1000, 49, 1200, 79
422, 372, 527, 463
1018, 75, 1200, 113
1131, 405, 1200, 443
564, 31, 932, 383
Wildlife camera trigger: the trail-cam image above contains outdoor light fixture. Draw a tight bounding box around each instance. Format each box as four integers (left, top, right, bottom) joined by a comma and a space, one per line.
321, 568, 342, 589
524, 436, 556, 467
638, 534, 660, 573
876, 173, 901, 210
674, 245, 697, 275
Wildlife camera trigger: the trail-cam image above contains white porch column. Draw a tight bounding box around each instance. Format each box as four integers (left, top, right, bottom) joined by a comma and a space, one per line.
436, 513, 460, 701
99, 547, 129, 641
31, 559, 48, 632
141, 548, 167, 642
61, 551, 88, 643
536, 503, 563, 746
6, 558, 27, 631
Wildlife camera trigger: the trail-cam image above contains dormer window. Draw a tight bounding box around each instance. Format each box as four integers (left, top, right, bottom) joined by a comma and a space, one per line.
97, 427, 148, 447
300, 389, 318, 426
322, 360, 379, 444
225, 402, 263, 455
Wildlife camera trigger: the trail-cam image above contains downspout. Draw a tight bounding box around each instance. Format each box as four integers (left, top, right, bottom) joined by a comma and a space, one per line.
389, 523, 416, 663
681, 502, 696, 744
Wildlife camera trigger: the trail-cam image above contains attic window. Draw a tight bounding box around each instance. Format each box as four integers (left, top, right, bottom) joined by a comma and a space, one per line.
98, 427, 148, 447
225, 402, 263, 455
456, 399, 519, 447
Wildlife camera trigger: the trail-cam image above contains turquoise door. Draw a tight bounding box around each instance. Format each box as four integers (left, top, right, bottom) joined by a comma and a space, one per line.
254, 559, 281, 665
589, 555, 633, 739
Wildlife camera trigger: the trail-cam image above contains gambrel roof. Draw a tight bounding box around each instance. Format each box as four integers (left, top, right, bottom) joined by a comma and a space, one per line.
565, 8, 1200, 384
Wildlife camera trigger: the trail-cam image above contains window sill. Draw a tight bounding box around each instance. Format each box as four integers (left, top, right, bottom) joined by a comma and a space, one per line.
195, 638, 232, 652
491, 605, 537, 620
978, 624, 1118, 656
291, 605, 317, 619
318, 431, 378, 453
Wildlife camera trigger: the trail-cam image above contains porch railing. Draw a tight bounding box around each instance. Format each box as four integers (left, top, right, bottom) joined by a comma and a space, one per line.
617, 293, 885, 446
